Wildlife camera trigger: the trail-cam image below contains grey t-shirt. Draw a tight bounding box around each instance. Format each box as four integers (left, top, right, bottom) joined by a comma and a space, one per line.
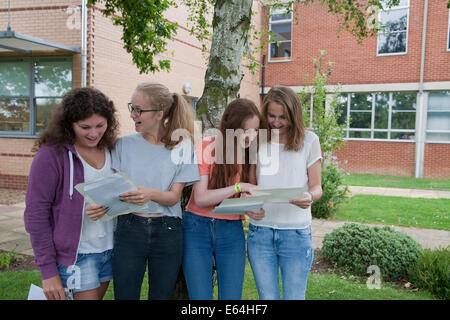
111, 133, 200, 218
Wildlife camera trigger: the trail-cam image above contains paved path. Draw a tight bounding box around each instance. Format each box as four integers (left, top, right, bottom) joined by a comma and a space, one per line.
0, 186, 449, 257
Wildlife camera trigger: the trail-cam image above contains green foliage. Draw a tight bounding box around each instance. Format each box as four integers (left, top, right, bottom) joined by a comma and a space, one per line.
312, 162, 348, 219
408, 247, 450, 300
89, 0, 407, 75
322, 223, 423, 281
300, 50, 347, 219
87, 0, 177, 74
0, 250, 22, 270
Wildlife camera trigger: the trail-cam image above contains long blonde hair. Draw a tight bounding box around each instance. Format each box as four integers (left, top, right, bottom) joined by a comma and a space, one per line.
135, 82, 194, 149
262, 86, 306, 151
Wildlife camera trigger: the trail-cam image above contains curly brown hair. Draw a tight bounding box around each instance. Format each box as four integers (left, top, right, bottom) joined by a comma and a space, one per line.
33, 87, 119, 152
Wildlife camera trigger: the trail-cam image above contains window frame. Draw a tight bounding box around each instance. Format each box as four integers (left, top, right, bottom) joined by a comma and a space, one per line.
0, 56, 73, 138
268, 4, 293, 63
447, 9, 450, 52
339, 91, 417, 142
376, 0, 410, 57
425, 91, 450, 144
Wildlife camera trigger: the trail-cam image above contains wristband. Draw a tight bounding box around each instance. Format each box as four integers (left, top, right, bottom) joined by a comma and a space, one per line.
306, 191, 314, 202
234, 182, 242, 193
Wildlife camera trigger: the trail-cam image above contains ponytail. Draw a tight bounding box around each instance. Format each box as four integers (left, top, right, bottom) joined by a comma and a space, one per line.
161, 92, 195, 149
135, 82, 195, 149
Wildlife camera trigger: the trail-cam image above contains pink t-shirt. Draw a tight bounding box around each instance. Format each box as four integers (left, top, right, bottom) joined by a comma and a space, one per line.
185, 138, 244, 220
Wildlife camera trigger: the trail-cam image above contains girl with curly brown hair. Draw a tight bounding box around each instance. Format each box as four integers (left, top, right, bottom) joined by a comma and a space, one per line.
24, 87, 119, 300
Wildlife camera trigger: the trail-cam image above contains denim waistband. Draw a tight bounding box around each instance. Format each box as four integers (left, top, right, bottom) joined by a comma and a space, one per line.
119, 213, 180, 225
183, 211, 242, 224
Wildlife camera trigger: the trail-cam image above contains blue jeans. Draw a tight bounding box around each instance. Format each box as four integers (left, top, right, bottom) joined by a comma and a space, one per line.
182, 211, 246, 300
57, 249, 113, 293
112, 214, 183, 300
247, 224, 314, 300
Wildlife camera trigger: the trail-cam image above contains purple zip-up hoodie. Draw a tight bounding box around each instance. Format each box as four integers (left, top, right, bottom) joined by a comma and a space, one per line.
24, 143, 85, 280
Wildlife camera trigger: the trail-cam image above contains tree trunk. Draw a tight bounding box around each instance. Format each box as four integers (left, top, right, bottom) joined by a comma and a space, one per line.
196, 0, 254, 129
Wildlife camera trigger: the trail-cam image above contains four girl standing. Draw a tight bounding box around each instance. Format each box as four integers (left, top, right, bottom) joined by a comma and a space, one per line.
25, 84, 322, 300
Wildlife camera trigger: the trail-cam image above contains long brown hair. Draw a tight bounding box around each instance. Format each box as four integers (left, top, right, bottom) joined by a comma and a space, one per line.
33, 87, 119, 152
262, 86, 306, 151
135, 82, 194, 149
209, 98, 266, 189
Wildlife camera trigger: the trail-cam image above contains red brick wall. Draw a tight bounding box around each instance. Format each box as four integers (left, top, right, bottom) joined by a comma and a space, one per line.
263, 0, 449, 87
0, 174, 28, 190
334, 141, 416, 177
423, 143, 450, 178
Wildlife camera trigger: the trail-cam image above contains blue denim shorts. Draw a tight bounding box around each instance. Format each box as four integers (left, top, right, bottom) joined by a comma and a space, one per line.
57, 249, 113, 293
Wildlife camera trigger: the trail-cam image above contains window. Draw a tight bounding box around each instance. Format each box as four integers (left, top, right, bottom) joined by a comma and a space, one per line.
337, 91, 416, 140
269, 5, 292, 61
447, 9, 450, 51
426, 92, 450, 142
0, 57, 72, 136
377, 0, 409, 55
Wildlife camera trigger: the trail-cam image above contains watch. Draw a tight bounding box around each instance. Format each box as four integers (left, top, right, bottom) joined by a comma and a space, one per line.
306, 191, 314, 202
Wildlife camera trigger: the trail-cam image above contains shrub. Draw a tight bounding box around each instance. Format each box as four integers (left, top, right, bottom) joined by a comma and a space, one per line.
312, 161, 348, 219
322, 223, 423, 281
408, 247, 449, 300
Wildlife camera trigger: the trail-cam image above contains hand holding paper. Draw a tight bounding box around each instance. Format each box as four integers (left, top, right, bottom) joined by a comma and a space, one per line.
75, 172, 148, 221
211, 187, 304, 215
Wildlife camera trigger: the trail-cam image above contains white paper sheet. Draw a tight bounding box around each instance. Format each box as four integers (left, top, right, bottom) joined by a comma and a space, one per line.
211, 187, 304, 214
27, 284, 47, 300
75, 172, 148, 221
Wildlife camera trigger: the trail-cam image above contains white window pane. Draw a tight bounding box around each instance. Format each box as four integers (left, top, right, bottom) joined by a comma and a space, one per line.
0, 98, 30, 132
426, 112, 450, 131
391, 132, 414, 140
271, 22, 291, 42
270, 41, 291, 58
34, 61, 72, 97
428, 91, 450, 112
350, 112, 371, 129
392, 92, 416, 111
0, 61, 30, 96
375, 93, 389, 129
426, 132, 450, 142
36, 98, 61, 133
378, 31, 407, 54
380, 9, 408, 32
381, 0, 409, 10
350, 93, 372, 111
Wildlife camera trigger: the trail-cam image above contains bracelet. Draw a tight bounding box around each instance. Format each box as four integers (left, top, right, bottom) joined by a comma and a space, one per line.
306, 191, 314, 202
234, 182, 242, 193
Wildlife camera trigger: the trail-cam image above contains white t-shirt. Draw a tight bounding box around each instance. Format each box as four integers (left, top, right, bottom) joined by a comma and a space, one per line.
78, 149, 115, 254
250, 131, 322, 230
111, 133, 200, 218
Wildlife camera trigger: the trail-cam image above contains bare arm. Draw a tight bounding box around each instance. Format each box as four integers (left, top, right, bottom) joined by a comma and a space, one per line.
193, 175, 259, 208
120, 182, 186, 207
289, 159, 322, 209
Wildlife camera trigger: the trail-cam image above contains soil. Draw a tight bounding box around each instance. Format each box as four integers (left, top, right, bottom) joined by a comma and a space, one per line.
0, 249, 38, 272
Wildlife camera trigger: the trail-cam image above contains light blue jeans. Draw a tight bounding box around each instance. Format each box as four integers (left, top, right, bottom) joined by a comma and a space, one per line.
182, 211, 246, 300
247, 224, 314, 300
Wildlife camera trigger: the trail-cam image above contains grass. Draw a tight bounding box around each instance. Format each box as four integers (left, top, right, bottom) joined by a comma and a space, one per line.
0, 262, 437, 300
343, 174, 450, 191
334, 195, 450, 230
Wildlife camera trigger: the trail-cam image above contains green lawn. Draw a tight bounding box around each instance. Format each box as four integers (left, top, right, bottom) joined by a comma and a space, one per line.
343, 174, 450, 191
334, 195, 450, 230
0, 263, 437, 300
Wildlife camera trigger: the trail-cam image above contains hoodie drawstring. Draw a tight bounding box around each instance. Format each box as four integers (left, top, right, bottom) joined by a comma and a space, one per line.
68, 150, 74, 200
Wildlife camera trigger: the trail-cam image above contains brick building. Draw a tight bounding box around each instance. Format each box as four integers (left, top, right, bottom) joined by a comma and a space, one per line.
262, 0, 450, 179
0, 0, 261, 189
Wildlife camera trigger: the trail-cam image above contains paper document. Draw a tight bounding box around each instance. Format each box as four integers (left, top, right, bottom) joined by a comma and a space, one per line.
75, 172, 148, 221
27, 284, 47, 300
211, 187, 304, 214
